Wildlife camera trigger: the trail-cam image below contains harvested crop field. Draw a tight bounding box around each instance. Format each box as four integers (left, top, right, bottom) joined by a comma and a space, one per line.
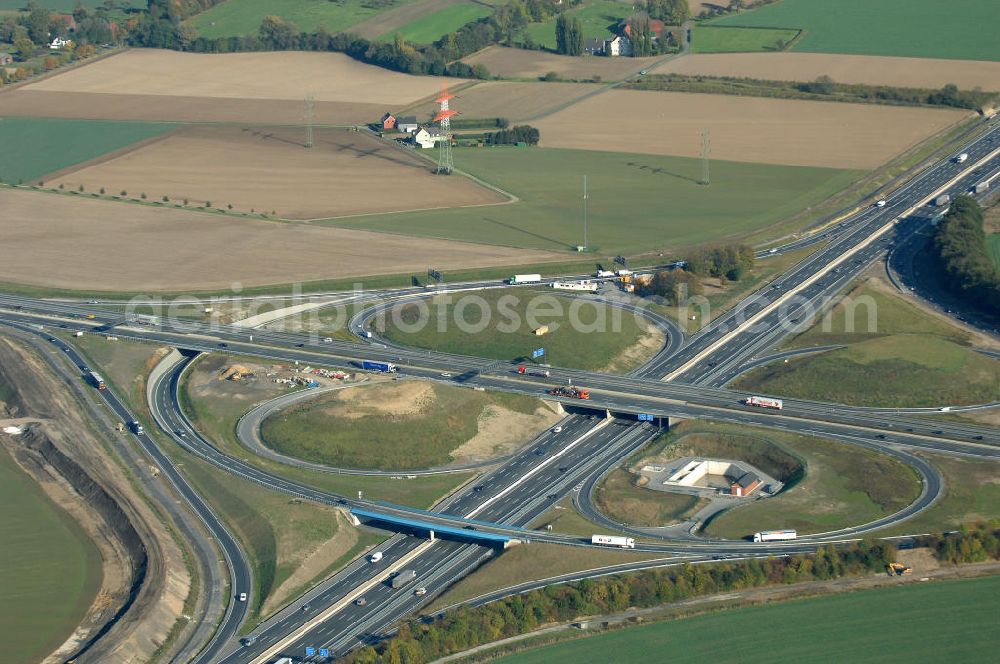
25, 49, 456, 106
461, 45, 662, 82
405, 81, 600, 122
0, 188, 558, 292
533, 90, 970, 169
0, 90, 383, 125
654, 53, 1000, 91
51, 125, 504, 219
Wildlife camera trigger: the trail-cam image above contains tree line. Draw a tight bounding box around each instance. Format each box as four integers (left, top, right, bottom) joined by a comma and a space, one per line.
343, 540, 897, 664
627, 74, 998, 112
919, 523, 1000, 565
485, 125, 540, 146
641, 244, 755, 305
932, 195, 1000, 316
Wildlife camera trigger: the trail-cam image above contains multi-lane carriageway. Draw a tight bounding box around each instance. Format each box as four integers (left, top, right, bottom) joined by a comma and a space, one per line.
2, 118, 999, 662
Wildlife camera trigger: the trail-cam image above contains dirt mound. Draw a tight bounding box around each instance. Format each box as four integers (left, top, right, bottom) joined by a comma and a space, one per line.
219, 364, 253, 381
332, 381, 435, 418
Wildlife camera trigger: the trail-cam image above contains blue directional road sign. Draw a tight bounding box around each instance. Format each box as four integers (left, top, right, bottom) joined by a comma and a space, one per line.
306, 646, 317, 656
637, 413, 654, 422
532, 347, 545, 359
320, 648, 330, 658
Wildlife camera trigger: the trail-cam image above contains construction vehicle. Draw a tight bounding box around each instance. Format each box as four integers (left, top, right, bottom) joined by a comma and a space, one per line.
886, 562, 912, 576
548, 386, 590, 400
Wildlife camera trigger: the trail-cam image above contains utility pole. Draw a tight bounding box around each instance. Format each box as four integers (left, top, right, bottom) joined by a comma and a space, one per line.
701, 128, 711, 186
583, 174, 589, 250
304, 94, 315, 148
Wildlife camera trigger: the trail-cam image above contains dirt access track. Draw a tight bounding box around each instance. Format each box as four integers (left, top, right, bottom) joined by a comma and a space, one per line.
0, 187, 558, 292
0, 49, 456, 125
534, 89, 971, 169
655, 52, 1000, 91
405, 81, 601, 123
462, 45, 664, 82
51, 125, 505, 219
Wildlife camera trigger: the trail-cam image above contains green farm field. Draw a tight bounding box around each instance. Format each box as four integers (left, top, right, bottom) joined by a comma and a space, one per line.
523, 0, 629, 50
382, 1, 491, 44
494, 575, 1000, 664
735, 282, 1000, 407
0, 117, 173, 185
708, 0, 1000, 61
690, 26, 799, 53
381, 287, 661, 371
0, 448, 101, 664
187, 0, 408, 39
328, 147, 863, 254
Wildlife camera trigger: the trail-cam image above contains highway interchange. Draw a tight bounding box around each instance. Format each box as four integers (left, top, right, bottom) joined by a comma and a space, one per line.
1, 118, 999, 662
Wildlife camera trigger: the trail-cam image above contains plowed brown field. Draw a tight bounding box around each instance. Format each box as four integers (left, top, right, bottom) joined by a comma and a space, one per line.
25, 49, 454, 106
51, 125, 505, 219
405, 81, 600, 122
0, 188, 557, 292
654, 52, 1000, 90
461, 45, 662, 81
0, 90, 383, 125
533, 89, 971, 168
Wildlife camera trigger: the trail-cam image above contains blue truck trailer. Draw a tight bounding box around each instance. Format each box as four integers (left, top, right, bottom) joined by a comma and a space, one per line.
362, 360, 397, 373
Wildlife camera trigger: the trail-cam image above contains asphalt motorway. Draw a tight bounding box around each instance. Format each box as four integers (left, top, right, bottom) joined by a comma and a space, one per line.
0, 321, 251, 664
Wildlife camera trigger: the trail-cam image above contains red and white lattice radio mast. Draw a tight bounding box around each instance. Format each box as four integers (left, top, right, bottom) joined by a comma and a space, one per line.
433, 87, 457, 175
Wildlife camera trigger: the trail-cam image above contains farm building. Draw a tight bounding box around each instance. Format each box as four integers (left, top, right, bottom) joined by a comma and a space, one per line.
381, 112, 396, 130
730, 471, 762, 497
414, 126, 445, 149
397, 116, 419, 133
584, 38, 605, 56
50, 37, 72, 50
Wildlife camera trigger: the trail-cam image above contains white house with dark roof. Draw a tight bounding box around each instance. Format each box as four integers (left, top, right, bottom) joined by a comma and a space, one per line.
414, 126, 445, 149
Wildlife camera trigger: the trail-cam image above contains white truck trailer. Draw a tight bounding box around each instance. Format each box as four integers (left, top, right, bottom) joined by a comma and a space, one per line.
507, 274, 542, 285
591, 534, 636, 549
753, 530, 797, 542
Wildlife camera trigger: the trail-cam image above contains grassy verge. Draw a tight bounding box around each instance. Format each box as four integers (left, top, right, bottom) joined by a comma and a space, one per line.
179, 355, 474, 506
0, 447, 103, 664
734, 281, 1000, 407
646, 243, 822, 334
878, 453, 1000, 536
593, 469, 706, 527
690, 26, 800, 53
491, 575, 1000, 663
530, 497, 615, 538
381, 287, 661, 371
649, 421, 919, 539
260, 381, 550, 470
429, 542, 665, 611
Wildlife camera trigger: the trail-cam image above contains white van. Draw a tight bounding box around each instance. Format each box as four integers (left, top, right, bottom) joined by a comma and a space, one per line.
369, 552, 383, 563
